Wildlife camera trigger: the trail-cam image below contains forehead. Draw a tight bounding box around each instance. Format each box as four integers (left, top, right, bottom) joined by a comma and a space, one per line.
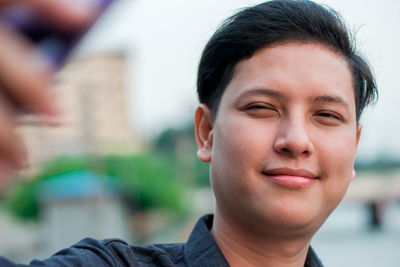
222, 42, 354, 107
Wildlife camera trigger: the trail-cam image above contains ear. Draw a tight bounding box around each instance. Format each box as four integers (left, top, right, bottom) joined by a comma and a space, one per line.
352, 124, 363, 180
356, 124, 362, 148
194, 104, 214, 162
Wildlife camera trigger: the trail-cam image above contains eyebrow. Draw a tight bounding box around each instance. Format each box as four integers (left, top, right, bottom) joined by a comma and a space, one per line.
237, 88, 284, 99
236, 88, 351, 110
313, 95, 350, 108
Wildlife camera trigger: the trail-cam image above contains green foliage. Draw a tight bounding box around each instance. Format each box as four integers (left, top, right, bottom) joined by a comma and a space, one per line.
101, 154, 187, 213
5, 156, 90, 221
194, 158, 210, 187
155, 125, 195, 155
6, 153, 188, 221
36, 156, 89, 180
5, 182, 39, 220
154, 122, 210, 188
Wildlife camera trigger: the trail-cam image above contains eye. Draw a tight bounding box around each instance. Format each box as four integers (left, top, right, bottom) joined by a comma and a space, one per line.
244, 103, 279, 117
318, 112, 340, 119
247, 104, 271, 110
314, 111, 343, 125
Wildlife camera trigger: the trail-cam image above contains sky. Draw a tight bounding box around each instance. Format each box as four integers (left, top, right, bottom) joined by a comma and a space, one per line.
77, 0, 400, 161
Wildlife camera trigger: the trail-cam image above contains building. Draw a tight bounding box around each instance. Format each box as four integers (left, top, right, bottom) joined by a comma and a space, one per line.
39, 170, 130, 253
17, 52, 142, 176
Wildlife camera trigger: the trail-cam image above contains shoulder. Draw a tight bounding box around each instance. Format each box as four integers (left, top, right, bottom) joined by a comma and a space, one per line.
25, 237, 186, 267
102, 238, 186, 265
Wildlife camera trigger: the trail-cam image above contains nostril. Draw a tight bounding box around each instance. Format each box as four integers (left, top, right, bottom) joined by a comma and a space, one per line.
275, 144, 311, 157
273, 131, 314, 157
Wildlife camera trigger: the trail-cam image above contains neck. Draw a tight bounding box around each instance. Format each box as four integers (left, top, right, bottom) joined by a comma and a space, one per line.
211, 210, 314, 267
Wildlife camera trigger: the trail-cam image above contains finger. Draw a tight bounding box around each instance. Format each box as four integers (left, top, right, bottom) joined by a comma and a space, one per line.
0, 24, 57, 116
0, 157, 14, 185
0, 96, 25, 167
0, 0, 98, 32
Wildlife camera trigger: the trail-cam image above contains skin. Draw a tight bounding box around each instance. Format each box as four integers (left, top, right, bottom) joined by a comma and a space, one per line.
195, 42, 361, 267
0, 0, 96, 183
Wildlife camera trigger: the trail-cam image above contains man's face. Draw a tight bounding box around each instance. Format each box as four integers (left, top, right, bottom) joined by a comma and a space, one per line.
196, 42, 361, 235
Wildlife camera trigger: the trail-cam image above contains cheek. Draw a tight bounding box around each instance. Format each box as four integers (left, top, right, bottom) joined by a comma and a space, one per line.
212, 117, 271, 170
317, 130, 358, 203
210, 117, 272, 193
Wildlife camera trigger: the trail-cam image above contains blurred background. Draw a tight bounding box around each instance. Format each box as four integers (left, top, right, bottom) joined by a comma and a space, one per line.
0, 0, 399, 266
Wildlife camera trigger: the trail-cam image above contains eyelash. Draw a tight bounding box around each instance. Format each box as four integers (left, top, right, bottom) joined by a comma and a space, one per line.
245, 102, 276, 109
316, 112, 342, 121
244, 104, 280, 117
247, 105, 271, 110
243, 104, 343, 123
245, 104, 277, 112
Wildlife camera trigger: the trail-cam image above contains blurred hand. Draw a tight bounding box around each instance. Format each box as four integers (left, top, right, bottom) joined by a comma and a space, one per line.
0, 0, 97, 181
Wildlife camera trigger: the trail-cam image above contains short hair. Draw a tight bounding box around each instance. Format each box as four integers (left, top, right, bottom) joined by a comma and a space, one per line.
197, 0, 377, 122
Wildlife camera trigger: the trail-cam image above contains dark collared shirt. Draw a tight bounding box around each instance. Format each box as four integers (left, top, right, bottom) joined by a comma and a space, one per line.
0, 214, 323, 266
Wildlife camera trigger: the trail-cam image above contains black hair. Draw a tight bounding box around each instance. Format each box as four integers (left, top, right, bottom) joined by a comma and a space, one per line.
197, 0, 377, 121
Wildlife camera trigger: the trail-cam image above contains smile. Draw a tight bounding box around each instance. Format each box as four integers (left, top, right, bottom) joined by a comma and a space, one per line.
261, 168, 319, 189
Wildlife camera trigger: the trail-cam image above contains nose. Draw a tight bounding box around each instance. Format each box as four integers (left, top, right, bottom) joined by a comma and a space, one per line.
273, 117, 314, 158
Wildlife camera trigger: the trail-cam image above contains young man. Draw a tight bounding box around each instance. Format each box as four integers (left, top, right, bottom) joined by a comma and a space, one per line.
0, 0, 377, 266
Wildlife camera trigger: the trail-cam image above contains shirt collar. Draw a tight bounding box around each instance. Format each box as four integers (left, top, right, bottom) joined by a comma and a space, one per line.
184, 214, 230, 267
184, 214, 323, 267
305, 246, 324, 267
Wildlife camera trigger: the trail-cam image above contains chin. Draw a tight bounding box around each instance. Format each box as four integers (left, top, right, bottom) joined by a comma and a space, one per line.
250, 200, 328, 235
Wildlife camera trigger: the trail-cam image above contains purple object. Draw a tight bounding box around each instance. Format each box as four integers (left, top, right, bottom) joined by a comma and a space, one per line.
0, 0, 114, 68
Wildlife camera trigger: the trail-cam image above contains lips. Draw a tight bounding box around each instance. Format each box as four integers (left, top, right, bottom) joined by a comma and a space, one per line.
261, 167, 319, 189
